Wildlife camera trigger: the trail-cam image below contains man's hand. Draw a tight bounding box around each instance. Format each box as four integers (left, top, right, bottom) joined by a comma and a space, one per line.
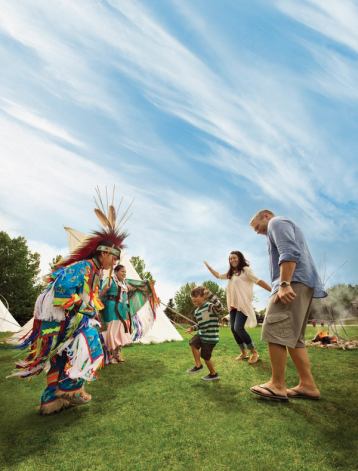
274, 285, 296, 304
186, 326, 194, 333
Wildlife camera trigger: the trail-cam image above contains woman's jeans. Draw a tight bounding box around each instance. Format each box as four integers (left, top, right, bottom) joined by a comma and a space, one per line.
229, 309, 254, 350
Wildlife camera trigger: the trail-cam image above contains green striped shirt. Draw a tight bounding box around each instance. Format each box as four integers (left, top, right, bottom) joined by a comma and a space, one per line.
193, 295, 222, 344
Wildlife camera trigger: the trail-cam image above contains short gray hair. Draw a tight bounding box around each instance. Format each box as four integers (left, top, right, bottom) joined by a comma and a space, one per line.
249, 209, 275, 225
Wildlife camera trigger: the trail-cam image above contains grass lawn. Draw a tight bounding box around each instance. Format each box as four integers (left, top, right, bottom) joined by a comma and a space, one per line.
0, 326, 357, 471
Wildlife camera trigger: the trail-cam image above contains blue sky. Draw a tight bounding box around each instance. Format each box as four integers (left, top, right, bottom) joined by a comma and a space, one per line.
0, 0, 357, 308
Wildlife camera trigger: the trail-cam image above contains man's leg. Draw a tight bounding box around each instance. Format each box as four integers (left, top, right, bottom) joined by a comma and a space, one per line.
250, 341, 289, 400
267, 342, 288, 392
40, 355, 72, 415
287, 347, 320, 397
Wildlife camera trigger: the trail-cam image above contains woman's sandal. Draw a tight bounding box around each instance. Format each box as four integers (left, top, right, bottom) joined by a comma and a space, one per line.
248, 352, 260, 364
235, 353, 249, 361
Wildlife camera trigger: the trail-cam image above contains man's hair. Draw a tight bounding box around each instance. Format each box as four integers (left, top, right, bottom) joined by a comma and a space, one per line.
249, 209, 275, 225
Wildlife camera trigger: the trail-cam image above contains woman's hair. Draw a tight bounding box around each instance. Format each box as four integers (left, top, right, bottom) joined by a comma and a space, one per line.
226, 251, 249, 279
114, 264, 125, 273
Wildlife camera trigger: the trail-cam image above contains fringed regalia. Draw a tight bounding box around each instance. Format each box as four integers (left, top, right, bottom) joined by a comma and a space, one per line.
128, 279, 159, 341
101, 277, 159, 352
10, 188, 127, 414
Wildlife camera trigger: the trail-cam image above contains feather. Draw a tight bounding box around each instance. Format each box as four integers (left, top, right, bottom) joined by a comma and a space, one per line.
94, 208, 112, 229
95, 186, 106, 214
107, 205, 116, 227
116, 198, 134, 228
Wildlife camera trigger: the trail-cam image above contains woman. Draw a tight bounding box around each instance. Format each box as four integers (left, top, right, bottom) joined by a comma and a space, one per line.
101, 264, 132, 363
204, 251, 271, 364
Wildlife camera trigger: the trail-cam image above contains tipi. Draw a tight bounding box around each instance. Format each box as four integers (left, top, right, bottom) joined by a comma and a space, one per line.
0, 297, 21, 333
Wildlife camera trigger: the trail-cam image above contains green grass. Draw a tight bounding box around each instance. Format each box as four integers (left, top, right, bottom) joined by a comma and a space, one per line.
0, 327, 357, 471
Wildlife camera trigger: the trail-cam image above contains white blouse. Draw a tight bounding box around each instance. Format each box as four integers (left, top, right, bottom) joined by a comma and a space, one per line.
219, 267, 259, 328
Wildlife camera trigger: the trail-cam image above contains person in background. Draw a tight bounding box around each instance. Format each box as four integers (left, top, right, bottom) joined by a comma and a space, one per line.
101, 264, 132, 363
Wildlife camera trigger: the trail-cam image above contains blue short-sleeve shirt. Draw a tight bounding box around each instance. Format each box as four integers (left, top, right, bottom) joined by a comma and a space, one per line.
267, 216, 327, 298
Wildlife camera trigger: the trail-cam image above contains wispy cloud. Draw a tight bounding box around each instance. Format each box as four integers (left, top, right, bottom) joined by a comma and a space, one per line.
275, 0, 358, 54
0, 0, 357, 305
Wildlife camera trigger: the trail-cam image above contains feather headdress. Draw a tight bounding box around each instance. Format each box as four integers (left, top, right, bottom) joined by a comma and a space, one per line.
56, 187, 132, 269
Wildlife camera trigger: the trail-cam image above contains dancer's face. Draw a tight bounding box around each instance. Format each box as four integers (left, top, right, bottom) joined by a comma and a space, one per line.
116, 267, 126, 281
229, 253, 240, 268
100, 252, 118, 270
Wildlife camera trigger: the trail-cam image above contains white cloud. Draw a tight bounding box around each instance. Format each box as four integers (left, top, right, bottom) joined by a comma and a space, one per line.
27, 239, 67, 278
0, 0, 356, 303
0, 99, 84, 147
275, 0, 358, 54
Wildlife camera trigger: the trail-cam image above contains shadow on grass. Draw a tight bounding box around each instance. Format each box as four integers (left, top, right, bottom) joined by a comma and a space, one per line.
286, 397, 357, 470
2, 405, 89, 468
90, 357, 168, 402
2, 358, 167, 468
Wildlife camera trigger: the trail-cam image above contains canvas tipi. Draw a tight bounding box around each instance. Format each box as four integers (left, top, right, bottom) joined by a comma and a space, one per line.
0, 297, 21, 333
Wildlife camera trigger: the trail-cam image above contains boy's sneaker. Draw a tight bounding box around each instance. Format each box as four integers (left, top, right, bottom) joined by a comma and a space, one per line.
202, 373, 220, 381
186, 365, 203, 374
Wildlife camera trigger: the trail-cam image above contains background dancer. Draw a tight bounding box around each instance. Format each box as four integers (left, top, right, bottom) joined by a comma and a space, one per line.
101, 264, 160, 363
101, 264, 133, 363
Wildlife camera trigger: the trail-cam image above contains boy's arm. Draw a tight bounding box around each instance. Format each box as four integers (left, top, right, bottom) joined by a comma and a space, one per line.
206, 292, 223, 315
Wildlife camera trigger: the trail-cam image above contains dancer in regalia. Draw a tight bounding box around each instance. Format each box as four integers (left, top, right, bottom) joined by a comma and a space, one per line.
10, 195, 127, 414
101, 264, 132, 363
101, 264, 160, 363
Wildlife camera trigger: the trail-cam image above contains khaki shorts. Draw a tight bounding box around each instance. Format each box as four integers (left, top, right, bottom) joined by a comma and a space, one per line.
262, 283, 313, 348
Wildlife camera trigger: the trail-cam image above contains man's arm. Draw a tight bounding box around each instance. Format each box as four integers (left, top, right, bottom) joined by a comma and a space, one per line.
269, 219, 299, 305
274, 261, 297, 304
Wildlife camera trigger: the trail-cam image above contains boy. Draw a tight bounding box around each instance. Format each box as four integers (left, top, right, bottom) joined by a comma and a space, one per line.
186, 286, 222, 381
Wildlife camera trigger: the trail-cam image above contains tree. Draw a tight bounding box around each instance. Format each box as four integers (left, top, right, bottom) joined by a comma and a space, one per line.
50, 254, 63, 269
174, 282, 196, 320
164, 298, 177, 322
0, 231, 43, 324
130, 256, 154, 282
202, 280, 227, 312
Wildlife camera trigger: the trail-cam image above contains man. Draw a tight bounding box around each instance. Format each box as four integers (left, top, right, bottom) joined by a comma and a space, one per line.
249, 210, 326, 401
11, 197, 127, 414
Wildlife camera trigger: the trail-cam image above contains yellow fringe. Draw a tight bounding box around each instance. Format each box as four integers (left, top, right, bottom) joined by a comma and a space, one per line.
39, 398, 71, 415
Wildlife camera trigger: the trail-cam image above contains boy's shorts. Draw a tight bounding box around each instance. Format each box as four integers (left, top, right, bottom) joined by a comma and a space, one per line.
262, 283, 314, 348
189, 335, 216, 360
